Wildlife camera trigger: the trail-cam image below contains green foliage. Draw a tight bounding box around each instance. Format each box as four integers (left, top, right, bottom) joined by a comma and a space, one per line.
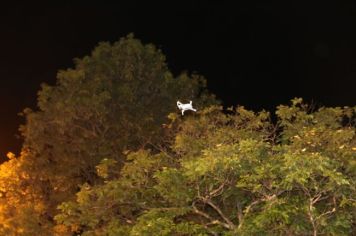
0, 33, 354, 235
56, 100, 356, 235
0, 34, 216, 235
55, 150, 173, 235
130, 208, 201, 236
95, 158, 119, 180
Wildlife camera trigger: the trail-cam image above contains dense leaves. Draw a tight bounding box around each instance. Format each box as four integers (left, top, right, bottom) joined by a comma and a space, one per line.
0, 34, 354, 235
0, 34, 216, 235
56, 99, 355, 235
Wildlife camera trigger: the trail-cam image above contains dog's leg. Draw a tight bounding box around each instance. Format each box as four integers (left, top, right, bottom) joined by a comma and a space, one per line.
182, 110, 184, 115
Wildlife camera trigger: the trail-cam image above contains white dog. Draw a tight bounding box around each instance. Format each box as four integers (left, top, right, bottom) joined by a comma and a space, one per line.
177, 100, 197, 115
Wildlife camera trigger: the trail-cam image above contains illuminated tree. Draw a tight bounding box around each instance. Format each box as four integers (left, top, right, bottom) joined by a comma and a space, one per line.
56, 99, 356, 235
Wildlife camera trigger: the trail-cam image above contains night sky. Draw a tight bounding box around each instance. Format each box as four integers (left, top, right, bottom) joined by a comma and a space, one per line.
1, 1, 356, 160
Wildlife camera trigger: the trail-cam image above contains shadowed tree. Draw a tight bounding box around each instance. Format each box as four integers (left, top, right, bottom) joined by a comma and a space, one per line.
0, 34, 217, 235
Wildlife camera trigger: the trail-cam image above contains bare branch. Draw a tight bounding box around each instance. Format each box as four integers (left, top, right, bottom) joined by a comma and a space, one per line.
307, 197, 318, 236
202, 224, 219, 236
192, 201, 231, 230
237, 193, 280, 230
208, 181, 226, 198
236, 201, 243, 225
316, 196, 337, 221
203, 198, 236, 230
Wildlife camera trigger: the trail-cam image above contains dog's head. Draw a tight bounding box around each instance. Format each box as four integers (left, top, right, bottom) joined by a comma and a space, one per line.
177, 101, 182, 108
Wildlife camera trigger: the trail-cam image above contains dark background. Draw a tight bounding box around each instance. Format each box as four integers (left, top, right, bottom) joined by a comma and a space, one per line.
0, 1, 355, 161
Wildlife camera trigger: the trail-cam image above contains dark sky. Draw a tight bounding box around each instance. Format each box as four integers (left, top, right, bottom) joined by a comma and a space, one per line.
0, 1, 356, 160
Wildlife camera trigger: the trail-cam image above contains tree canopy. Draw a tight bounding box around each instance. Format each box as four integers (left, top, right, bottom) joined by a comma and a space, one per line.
0, 34, 354, 236
56, 99, 356, 236
0, 34, 216, 235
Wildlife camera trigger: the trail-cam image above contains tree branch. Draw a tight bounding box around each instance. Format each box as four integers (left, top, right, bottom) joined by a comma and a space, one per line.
316, 196, 337, 221
192, 201, 231, 230
202, 198, 236, 230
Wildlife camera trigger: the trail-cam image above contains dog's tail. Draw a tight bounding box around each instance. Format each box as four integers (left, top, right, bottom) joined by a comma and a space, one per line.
190, 100, 192, 105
